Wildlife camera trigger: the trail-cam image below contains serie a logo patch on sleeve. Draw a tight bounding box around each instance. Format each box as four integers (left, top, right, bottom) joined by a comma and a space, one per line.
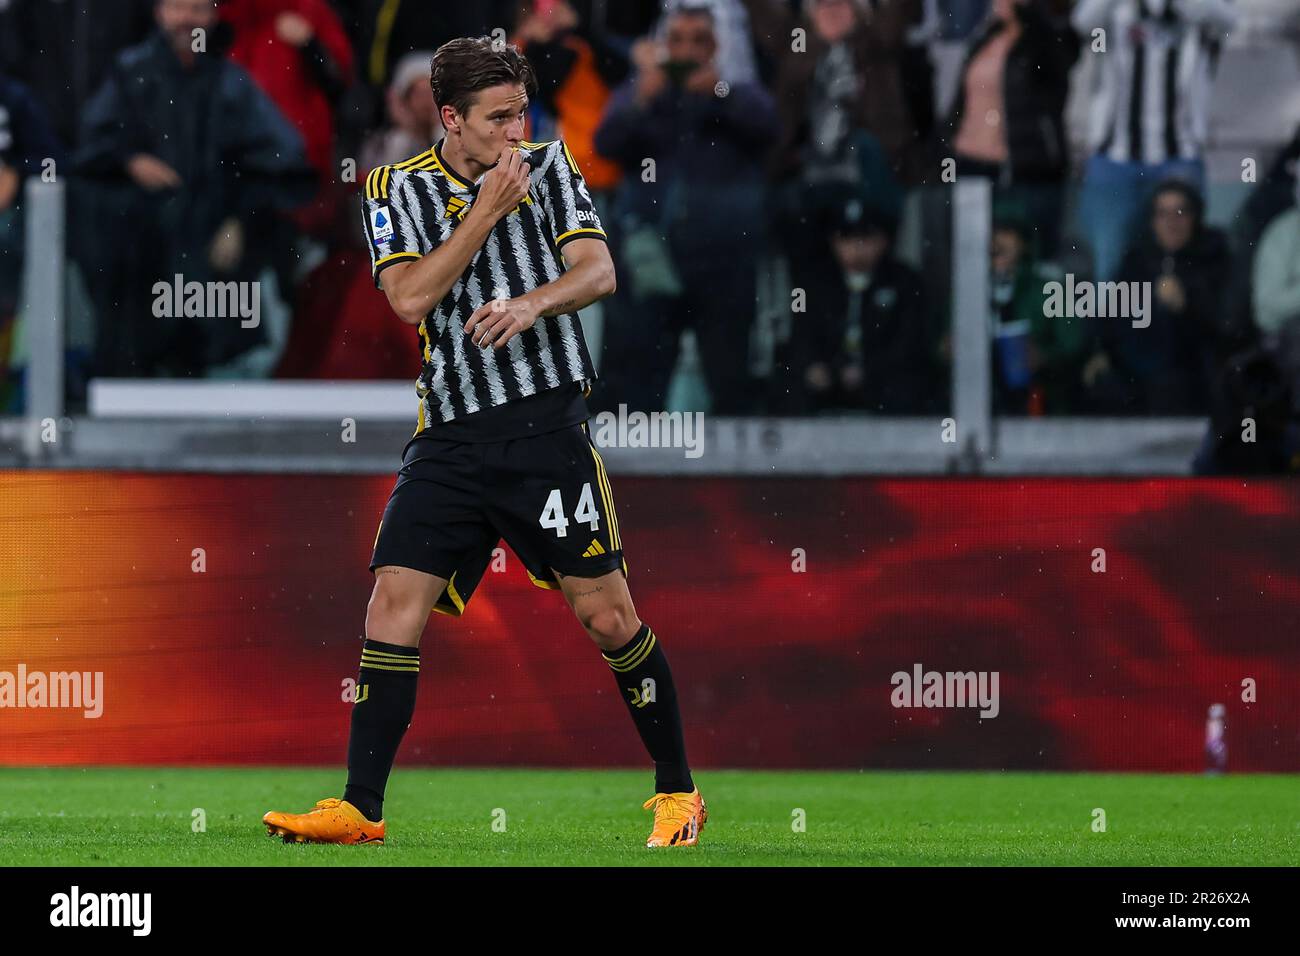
371, 206, 395, 244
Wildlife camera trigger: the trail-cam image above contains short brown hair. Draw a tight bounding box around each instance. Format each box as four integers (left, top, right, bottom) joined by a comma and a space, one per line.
429, 37, 537, 119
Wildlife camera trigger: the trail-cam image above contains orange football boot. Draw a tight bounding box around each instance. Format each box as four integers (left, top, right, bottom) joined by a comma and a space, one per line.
262, 798, 385, 845
642, 788, 707, 847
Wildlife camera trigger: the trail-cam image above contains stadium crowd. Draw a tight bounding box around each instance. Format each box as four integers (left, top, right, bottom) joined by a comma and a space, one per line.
0, 0, 1298, 434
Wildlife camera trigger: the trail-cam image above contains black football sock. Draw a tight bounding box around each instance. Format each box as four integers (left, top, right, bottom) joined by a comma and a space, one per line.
602, 623, 694, 794
343, 639, 420, 822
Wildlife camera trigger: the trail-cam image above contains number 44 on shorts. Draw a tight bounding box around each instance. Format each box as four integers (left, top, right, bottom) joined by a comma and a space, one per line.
539, 484, 600, 538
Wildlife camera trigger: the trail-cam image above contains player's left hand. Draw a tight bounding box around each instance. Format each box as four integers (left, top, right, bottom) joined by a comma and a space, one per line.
464, 297, 542, 350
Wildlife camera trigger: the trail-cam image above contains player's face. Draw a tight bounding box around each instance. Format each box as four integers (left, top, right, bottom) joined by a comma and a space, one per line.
452, 83, 529, 168
156, 0, 217, 50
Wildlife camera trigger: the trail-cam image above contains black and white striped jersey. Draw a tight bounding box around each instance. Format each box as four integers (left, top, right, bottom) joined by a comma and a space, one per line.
1073, 0, 1237, 165
361, 138, 607, 429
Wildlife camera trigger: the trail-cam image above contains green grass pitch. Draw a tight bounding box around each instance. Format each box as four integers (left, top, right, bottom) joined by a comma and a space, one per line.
1, 767, 1296, 866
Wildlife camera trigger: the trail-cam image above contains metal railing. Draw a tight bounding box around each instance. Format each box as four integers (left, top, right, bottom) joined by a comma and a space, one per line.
0, 176, 1209, 476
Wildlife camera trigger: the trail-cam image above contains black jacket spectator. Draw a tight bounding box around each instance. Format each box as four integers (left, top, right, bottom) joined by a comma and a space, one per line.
72, 29, 312, 377
777, 196, 938, 415
811, 253, 935, 414
594, 77, 777, 263
75, 32, 312, 228
591, 8, 779, 415
1096, 185, 1231, 415
943, 0, 1078, 183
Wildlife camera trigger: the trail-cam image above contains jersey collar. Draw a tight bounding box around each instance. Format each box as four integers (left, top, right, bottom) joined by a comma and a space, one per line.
433, 140, 475, 193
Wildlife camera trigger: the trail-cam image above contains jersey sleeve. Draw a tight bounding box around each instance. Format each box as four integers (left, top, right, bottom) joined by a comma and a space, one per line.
538, 140, 607, 252
362, 164, 423, 288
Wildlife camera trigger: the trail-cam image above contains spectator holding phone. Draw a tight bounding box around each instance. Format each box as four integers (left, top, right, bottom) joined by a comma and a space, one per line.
593, 5, 778, 414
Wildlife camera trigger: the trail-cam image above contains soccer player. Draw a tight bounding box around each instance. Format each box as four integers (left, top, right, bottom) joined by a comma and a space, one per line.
263, 37, 705, 848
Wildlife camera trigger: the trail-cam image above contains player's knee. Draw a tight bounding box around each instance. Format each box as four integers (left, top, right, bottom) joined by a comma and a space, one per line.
580, 604, 638, 649
365, 585, 425, 644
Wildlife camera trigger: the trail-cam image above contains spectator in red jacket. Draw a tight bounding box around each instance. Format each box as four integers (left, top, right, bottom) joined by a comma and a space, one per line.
222, 0, 354, 233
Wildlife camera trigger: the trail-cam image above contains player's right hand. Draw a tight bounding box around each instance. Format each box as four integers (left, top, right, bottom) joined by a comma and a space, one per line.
475, 147, 531, 223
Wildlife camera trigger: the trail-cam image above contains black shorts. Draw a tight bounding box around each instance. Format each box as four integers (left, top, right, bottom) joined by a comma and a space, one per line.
369, 422, 627, 616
